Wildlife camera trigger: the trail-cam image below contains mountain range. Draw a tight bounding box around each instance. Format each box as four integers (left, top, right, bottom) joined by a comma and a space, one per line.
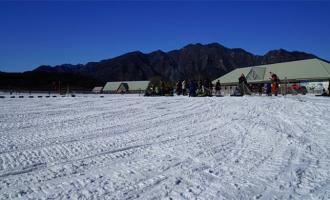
0, 42, 324, 90
34, 43, 319, 82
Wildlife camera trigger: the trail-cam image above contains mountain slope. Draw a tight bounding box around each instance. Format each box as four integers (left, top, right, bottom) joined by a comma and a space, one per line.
34, 43, 319, 82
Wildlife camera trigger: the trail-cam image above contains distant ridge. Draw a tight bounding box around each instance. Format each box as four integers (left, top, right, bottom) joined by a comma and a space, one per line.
34, 42, 320, 82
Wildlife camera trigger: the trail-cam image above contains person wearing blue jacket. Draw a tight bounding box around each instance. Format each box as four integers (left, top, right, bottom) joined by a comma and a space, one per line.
189, 80, 196, 97
266, 83, 272, 96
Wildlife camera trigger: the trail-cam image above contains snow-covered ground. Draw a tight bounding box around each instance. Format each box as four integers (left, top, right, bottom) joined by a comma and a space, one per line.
0, 95, 329, 199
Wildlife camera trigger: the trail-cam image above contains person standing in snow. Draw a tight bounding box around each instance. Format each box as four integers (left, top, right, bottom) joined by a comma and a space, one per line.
203, 79, 211, 96
182, 80, 186, 96
197, 80, 203, 95
265, 83, 272, 96
258, 83, 263, 96
321, 88, 328, 96
238, 74, 248, 95
155, 86, 159, 96
176, 80, 182, 95
207, 80, 213, 96
189, 80, 196, 97
215, 80, 221, 96
270, 72, 280, 96
160, 81, 165, 96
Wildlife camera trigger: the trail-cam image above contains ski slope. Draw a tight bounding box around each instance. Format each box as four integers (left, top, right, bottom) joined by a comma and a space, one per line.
0, 95, 329, 199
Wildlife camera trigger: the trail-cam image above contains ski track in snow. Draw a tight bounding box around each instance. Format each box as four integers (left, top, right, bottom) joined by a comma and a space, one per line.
0, 95, 329, 199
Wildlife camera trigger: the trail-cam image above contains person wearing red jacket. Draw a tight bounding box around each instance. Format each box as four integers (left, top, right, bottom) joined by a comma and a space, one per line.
270, 72, 280, 96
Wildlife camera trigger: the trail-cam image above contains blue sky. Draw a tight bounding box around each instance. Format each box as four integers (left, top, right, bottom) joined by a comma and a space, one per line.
0, 1, 329, 72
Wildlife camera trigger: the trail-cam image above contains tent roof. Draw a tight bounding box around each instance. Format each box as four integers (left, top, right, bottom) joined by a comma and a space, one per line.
103, 81, 150, 92
125, 81, 150, 91
103, 82, 122, 92
246, 67, 267, 82
213, 67, 251, 85
92, 86, 103, 92
118, 83, 129, 91
213, 59, 330, 85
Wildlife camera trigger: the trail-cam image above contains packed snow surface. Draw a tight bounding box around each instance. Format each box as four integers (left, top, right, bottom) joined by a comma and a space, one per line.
0, 95, 329, 199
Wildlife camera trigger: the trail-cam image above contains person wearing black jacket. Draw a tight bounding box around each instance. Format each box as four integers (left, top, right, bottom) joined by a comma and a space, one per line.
215, 80, 221, 96
238, 74, 248, 95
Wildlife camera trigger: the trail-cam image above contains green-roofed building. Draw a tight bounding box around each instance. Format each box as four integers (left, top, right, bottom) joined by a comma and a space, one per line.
102, 81, 150, 94
213, 59, 330, 85
212, 58, 330, 94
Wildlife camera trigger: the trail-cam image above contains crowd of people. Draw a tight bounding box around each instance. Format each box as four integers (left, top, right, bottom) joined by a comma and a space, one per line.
145, 79, 221, 97
144, 81, 174, 96
234, 72, 280, 96
145, 74, 329, 97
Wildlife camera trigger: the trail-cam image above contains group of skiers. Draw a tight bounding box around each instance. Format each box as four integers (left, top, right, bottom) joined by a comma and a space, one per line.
176, 79, 223, 97
144, 81, 174, 96
186, 80, 215, 97
145, 71, 321, 97
145, 72, 282, 97
145, 79, 222, 97
235, 72, 280, 96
